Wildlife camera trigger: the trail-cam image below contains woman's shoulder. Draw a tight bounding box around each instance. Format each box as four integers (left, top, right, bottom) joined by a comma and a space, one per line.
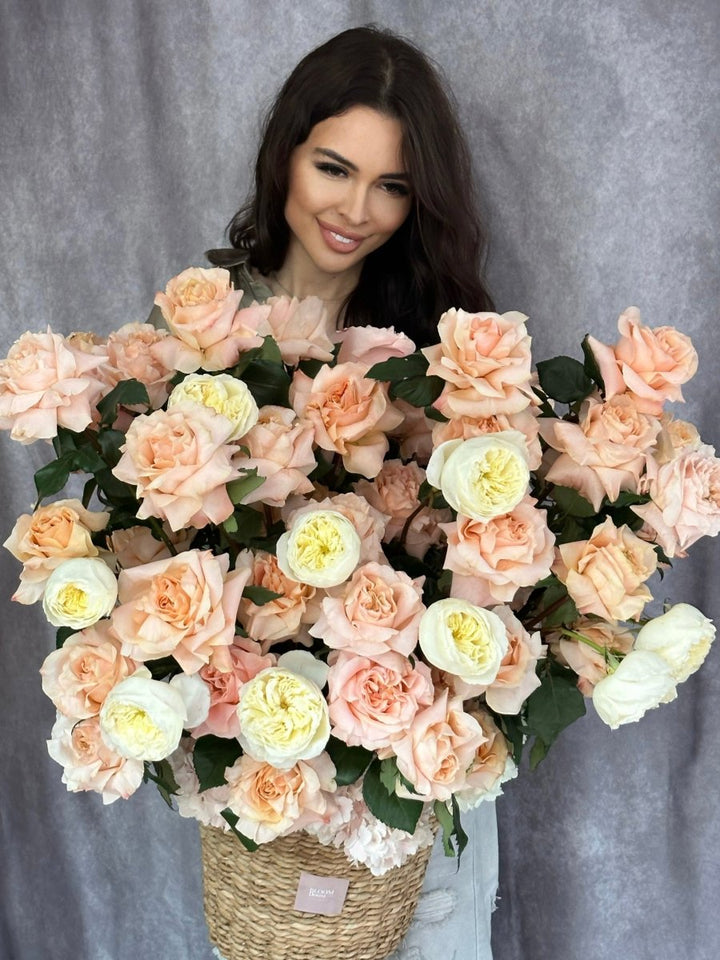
205, 247, 273, 306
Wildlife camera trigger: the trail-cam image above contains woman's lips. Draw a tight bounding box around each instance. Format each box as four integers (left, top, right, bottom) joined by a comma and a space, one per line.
317, 220, 365, 254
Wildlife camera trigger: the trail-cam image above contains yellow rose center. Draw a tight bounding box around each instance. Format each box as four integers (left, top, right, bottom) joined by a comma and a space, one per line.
447, 611, 493, 668
56, 584, 90, 616
293, 516, 345, 572
106, 703, 162, 748
471, 448, 526, 511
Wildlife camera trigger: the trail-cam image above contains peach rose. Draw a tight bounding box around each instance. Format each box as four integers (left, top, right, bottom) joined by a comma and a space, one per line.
152, 266, 271, 372
40, 621, 137, 718
0, 329, 107, 443
98, 322, 175, 409
443, 496, 555, 605
284, 492, 388, 565
587, 308, 698, 414
355, 461, 450, 560
423, 308, 533, 418
633, 445, 720, 557
47, 713, 144, 804
432, 406, 543, 470
263, 296, 335, 365
328, 651, 434, 750
4, 499, 109, 604
389, 399, 435, 463
554, 517, 658, 621
539, 394, 661, 510
238, 550, 321, 651
107, 524, 194, 571
111, 548, 250, 673
310, 562, 425, 657
225, 752, 337, 844
473, 606, 545, 714
550, 618, 635, 696
232, 406, 316, 507
193, 638, 276, 739
455, 708, 517, 810
112, 404, 241, 531
654, 413, 702, 465
336, 325, 416, 369
390, 689, 485, 801
290, 362, 404, 478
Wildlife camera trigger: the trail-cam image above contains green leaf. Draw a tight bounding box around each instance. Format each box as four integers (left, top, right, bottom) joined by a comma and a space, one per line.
242, 585, 283, 606
552, 485, 596, 518
96, 378, 150, 426
607, 489, 650, 508
144, 655, 181, 680
192, 735, 243, 792
451, 795, 468, 863
525, 665, 586, 749
536, 357, 594, 404
379, 757, 399, 794
424, 404, 448, 423
152, 759, 180, 807
52, 427, 80, 457
362, 758, 423, 833
257, 335, 283, 364
390, 375, 445, 408
366, 352, 429, 381
433, 800, 456, 857
223, 514, 238, 534
55, 626, 76, 649
325, 737, 373, 786
227, 470, 266, 505
97, 428, 127, 467
298, 358, 325, 378
232, 506, 264, 544
95, 467, 138, 502
529, 738, 550, 770
497, 713, 526, 766
582, 335, 605, 393
81, 477, 98, 509
220, 809, 259, 851
34, 455, 74, 502
241, 359, 291, 407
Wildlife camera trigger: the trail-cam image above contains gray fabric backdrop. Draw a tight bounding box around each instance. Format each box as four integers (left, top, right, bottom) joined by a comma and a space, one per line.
1, 1, 718, 958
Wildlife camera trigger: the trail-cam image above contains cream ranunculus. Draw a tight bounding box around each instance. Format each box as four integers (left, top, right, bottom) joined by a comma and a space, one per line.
426, 431, 530, 521
42, 557, 118, 628
168, 373, 259, 441
418, 598, 509, 685
99, 672, 186, 760
276, 509, 361, 588
591, 650, 677, 729
634, 603, 715, 683
237, 666, 330, 769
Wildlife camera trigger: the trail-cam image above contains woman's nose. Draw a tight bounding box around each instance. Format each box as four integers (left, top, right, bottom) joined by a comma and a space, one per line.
337, 182, 370, 225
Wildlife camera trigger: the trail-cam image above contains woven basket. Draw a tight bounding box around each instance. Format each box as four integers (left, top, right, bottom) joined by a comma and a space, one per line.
200, 825, 434, 960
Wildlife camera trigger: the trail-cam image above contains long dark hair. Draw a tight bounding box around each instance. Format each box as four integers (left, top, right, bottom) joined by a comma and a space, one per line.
208, 26, 493, 346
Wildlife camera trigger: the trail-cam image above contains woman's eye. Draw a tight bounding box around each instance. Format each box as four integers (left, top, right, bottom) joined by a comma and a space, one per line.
381, 181, 410, 198
315, 162, 347, 178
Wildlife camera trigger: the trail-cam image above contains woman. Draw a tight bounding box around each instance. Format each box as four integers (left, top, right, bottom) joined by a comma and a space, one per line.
209, 26, 499, 960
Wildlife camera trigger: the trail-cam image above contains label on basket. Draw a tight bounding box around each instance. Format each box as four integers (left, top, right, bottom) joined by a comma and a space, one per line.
293, 871, 350, 916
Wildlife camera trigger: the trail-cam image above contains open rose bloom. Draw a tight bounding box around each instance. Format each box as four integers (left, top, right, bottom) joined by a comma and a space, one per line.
3, 266, 716, 871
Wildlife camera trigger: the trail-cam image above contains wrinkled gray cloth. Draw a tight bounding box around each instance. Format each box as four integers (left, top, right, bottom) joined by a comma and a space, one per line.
1, 2, 719, 960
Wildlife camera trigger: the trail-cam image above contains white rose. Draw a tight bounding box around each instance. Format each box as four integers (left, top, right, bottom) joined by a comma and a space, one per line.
276, 509, 361, 588
634, 603, 715, 682
42, 557, 118, 629
237, 666, 330, 769
277, 649, 329, 690
99, 672, 186, 760
418, 597, 509, 685
169, 672, 211, 728
168, 373, 259, 440
456, 755, 518, 812
592, 650, 677, 730
426, 431, 530, 520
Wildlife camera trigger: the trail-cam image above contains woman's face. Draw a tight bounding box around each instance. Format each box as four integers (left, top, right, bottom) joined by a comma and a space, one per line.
283, 106, 412, 286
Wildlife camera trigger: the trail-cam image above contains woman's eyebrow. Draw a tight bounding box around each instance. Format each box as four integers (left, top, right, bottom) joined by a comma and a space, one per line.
313, 147, 409, 180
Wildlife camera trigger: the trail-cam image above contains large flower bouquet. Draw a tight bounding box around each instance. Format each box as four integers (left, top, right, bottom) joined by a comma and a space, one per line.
2, 267, 718, 876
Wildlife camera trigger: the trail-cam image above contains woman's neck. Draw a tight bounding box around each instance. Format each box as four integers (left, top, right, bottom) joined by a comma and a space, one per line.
270, 240, 361, 306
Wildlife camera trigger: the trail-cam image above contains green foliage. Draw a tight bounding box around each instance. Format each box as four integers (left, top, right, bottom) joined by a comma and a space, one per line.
433, 798, 468, 863
536, 356, 594, 404
242, 585, 283, 606
365, 351, 445, 408
525, 663, 586, 768
55, 627, 76, 649
96, 379, 150, 427
552, 485, 596, 518
362, 758, 423, 833
192, 735, 243, 792
325, 737, 373, 786
227, 470, 266, 505
143, 759, 180, 808
220, 809, 259, 851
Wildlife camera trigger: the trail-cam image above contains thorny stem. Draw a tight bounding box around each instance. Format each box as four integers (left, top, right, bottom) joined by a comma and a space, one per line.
148, 518, 178, 556
399, 500, 428, 547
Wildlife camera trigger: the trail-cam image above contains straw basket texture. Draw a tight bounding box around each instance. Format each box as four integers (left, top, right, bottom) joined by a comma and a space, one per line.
200, 824, 434, 960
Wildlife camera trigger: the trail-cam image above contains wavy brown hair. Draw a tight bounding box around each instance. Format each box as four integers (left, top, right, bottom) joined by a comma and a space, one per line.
208, 26, 493, 346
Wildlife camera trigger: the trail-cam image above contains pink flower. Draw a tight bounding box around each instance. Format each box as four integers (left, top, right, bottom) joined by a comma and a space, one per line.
389, 400, 435, 463
423, 309, 533, 418
238, 550, 321, 651
232, 406, 316, 507
4, 498, 109, 604
587, 308, 698, 414
355, 460, 450, 560
550, 618, 635, 696
539, 394, 661, 510
107, 524, 194, 571
193, 638, 276, 739
432, 407, 543, 470
310, 562, 425, 657
112, 404, 241, 531
455, 709, 517, 810
168, 740, 231, 829
554, 517, 658, 621
263, 296, 335, 365
283, 492, 388, 565
633, 445, 720, 557
290, 362, 404, 478
443, 496, 555, 605
152, 266, 270, 372
328, 651, 434, 750
654, 413, 702, 465
224, 752, 337, 844
336, 325, 416, 369
390, 689, 485, 801
474, 606, 545, 714
40, 621, 138, 718
97, 322, 175, 409
47, 713, 144, 804
0, 329, 107, 443
111, 549, 250, 673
